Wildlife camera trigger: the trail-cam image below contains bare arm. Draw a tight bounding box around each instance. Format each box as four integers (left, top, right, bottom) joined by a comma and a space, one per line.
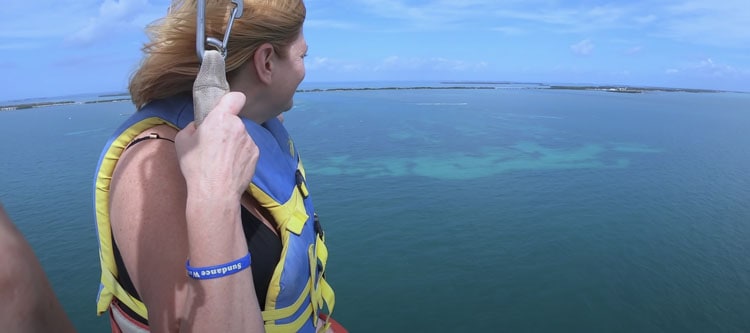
0, 204, 76, 333
110, 122, 191, 332
176, 92, 263, 331
110, 93, 263, 332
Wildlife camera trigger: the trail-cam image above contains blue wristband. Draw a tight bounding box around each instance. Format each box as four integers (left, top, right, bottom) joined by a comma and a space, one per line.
186, 252, 251, 280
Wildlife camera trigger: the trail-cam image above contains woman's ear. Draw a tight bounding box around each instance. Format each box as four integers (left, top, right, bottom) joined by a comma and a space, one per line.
253, 43, 275, 85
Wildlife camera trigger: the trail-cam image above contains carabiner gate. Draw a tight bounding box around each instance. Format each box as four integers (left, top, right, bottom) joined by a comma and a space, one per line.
196, 0, 244, 62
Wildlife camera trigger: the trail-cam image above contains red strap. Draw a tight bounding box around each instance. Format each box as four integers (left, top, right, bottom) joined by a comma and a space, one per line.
319, 314, 348, 333
109, 306, 123, 333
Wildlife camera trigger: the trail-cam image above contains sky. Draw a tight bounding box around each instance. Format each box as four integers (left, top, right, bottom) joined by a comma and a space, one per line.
1, 0, 748, 101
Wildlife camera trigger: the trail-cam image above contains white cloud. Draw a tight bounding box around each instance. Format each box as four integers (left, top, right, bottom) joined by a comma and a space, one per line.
354, 0, 518, 30
690, 58, 742, 77
374, 56, 488, 72
633, 14, 657, 25
67, 0, 164, 46
491, 4, 632, 33
0, 42, 42, 50
571, 39, 595, 56
666, 58, 748, 78
492, 26, 525, 35
625, 46, 643, 55
308, 55, 489, 76
0, 0, 166, 47
356, 0, 436, 25
347, 0, 633, 36
306, 19, 357, 30
660, 57, 750, 91
0, 0, 100, 40
306, 57, 363, 72
659, 1, 750, 47
345, 0, 749, 48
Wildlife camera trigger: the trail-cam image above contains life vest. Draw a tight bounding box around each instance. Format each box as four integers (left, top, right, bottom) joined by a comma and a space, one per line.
93, 94, 336, 332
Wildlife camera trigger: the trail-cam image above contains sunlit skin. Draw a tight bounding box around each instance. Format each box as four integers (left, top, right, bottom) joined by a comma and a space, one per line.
276, 32, 308, 113
108, 24, 340, 331
0, 205, 75, 332
231, 31, 308, 124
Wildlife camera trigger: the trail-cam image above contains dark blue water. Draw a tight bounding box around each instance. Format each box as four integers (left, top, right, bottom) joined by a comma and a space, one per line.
1, 86, 749, 332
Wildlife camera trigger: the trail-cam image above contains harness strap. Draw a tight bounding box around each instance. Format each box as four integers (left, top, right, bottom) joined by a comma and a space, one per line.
110, 300, 149, 333
263, 304, 314, 333
319, 278, 336, 321
261, 283, 311, 321
316, 235, 329, 270
249, 182, 308, 235
308, 237, 335, 332
100, 269, 149, 319
319, 237, 335, 331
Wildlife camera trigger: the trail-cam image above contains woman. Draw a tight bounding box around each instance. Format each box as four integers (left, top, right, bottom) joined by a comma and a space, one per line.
93, 0, 338, 331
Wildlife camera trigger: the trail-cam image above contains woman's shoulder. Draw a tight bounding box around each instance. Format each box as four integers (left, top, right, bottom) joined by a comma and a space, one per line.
112, 124, 183, 192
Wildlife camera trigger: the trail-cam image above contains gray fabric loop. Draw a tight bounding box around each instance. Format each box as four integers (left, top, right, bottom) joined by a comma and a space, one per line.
192, 50, 229, 126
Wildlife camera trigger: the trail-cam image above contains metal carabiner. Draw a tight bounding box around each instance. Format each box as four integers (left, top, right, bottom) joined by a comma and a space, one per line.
196, 0, 244, 62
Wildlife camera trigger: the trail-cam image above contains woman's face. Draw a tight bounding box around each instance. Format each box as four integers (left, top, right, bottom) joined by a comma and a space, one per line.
235, 31, 306, 123
274, 31, 307, 113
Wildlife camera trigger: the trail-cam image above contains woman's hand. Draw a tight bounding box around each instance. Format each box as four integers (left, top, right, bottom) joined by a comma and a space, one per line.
175, 92, 259, 201
174, 92, 265, 332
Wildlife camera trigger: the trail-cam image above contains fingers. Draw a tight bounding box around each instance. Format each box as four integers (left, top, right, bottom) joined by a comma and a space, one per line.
179, 121, 197, 138
190, 92, 246, 131
212, 92, 246, 118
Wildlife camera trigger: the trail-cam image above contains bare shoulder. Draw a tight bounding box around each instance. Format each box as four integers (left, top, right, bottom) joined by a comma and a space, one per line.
109, 124, 189, 331
110, 124, 183, 219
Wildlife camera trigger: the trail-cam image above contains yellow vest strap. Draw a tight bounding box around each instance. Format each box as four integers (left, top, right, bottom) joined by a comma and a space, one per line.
261, 282, 311, 321
263, 303, 313, 333
249, 183, 308, 235
100, 269, 149, 319
316, 235, 328, 271
319, 278, 335, 314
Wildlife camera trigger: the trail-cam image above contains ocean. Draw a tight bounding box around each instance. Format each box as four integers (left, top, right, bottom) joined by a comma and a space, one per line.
1, 82, 749, 332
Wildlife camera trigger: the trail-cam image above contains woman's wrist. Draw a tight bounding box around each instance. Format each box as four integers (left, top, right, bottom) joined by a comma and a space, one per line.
185, 180, 244, 203
184, 193, 240, 228
184, 193, 248, 265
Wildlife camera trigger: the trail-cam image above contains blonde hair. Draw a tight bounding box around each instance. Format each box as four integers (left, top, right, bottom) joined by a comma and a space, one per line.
129, 0, 306, 108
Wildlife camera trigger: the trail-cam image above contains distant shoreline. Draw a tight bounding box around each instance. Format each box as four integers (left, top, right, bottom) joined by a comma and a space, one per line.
296, 86, 495, 93
545, 85, 723, 94
0, 100, 78, 111
0, 83, 740, 110
0, 98, 131, 111
442, 81, 727, 94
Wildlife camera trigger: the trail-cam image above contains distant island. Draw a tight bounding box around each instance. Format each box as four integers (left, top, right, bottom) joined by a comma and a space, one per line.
0, 100, 78, 111
440, 81, 547, 86
296, 86, 495, 93
0, 82, 739, 110
297, 83, 728, 94
442, 81, 726, 94
84, 98, 132, 104
99, 93, 131, 98
545, 85, 723, 94
0, 96, 131, 111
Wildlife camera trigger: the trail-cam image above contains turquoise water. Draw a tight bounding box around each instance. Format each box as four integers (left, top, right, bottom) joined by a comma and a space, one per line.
1, 85, 750, 332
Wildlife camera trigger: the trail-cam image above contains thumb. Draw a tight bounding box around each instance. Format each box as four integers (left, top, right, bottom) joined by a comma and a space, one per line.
180, 121, 197, 135
214, 92, 247, 118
